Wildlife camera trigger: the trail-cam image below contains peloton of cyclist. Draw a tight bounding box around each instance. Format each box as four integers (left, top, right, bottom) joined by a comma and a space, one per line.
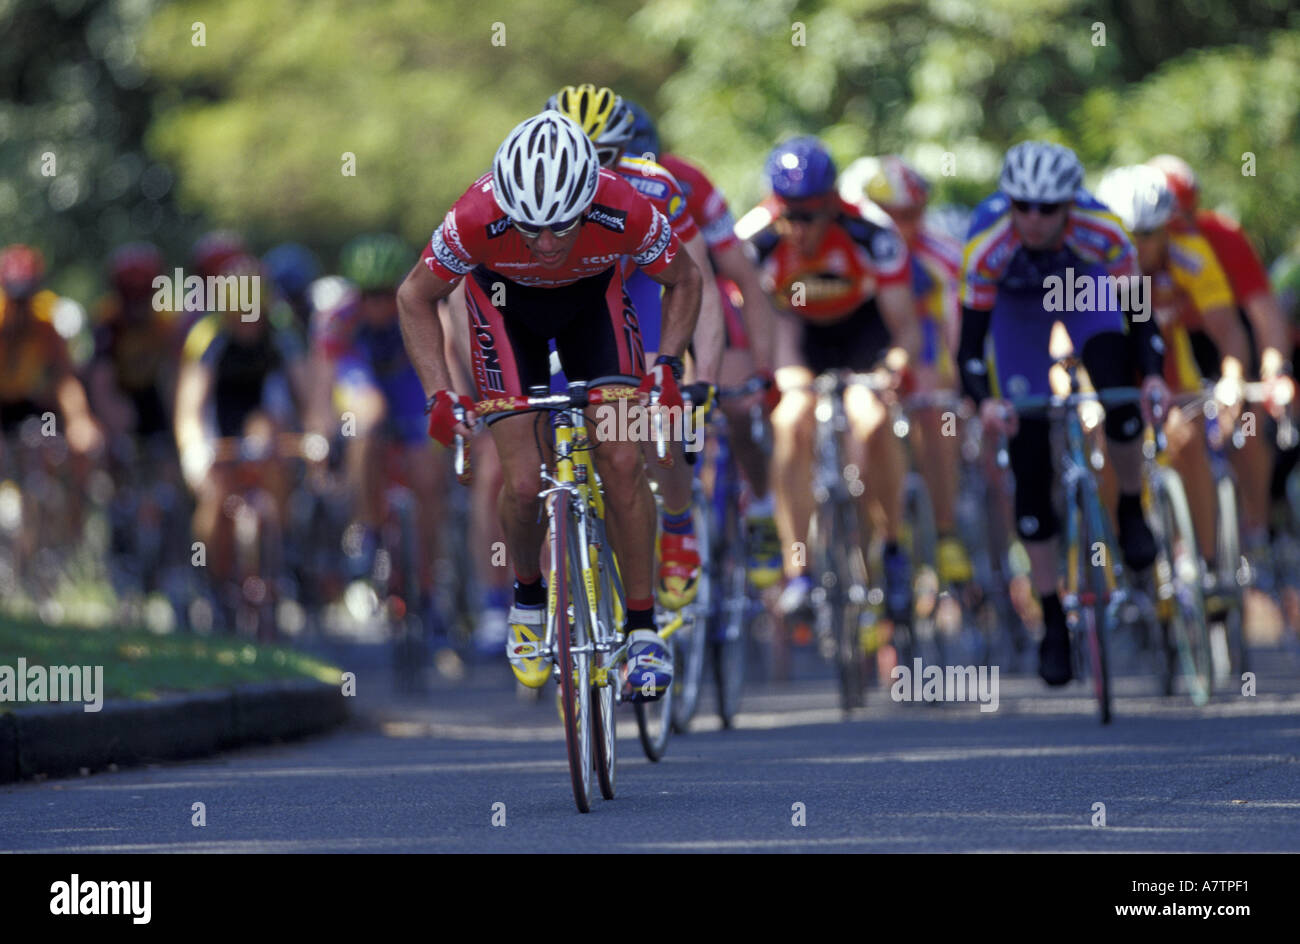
842, 154, 974, 587
544, 84, 725, 613
622, 100, 786, 591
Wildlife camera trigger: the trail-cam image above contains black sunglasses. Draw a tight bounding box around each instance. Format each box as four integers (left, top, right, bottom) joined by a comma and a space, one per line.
1011, 200, 1065, 215
782, 209, 827, 223
512, 216, 583, 238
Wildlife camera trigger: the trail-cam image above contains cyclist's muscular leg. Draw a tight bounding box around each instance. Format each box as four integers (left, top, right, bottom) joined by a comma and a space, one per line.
1081, 331, 1157, 571
588, 407, 657, 606
718, 347, 770, 498
845, 384, 904, 543
490, 412, 551, 583
771, 372, 816, 579
1230, 431, 1271, 537
1165, 406, 1218, 563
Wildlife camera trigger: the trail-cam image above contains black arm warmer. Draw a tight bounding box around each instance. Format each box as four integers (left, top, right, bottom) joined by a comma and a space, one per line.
957, 304, 994, 405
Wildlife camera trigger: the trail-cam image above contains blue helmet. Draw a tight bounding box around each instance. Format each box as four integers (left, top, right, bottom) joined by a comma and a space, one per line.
263, 243, 321, 298
765, 137, 837, 200
623, 100, 661, 160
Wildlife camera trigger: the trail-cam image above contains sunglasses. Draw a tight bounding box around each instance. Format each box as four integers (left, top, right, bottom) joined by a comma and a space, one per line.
512, 216, 583, 238
1011, 200, 1066, 216
782, 209, 828, 223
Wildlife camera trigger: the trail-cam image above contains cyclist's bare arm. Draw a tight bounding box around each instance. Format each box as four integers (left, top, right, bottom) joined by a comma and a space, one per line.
645, 246, 703, 361
681, 232, 724, 383
1241, 289, 1291, 379
50, 345, 102, 453
396, 261, 459, 395
173, 359, 214, 487
713, 240, 778, 373
1202, 302, 1251, 384
876, 281, 923, 368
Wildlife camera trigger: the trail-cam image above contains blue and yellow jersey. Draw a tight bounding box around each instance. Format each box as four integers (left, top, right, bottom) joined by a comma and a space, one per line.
961, 189, 1138, 310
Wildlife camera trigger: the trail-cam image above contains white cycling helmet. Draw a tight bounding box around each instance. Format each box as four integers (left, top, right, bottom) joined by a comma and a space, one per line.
1095, 164, 1175, 234
999, 141, 1083, 202
492, 112, 601, 227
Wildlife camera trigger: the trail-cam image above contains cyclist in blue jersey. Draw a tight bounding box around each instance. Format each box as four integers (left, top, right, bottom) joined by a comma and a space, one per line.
956, 142, 1167, 686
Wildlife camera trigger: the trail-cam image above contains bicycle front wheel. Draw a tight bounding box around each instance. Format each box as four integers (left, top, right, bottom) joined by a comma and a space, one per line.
550, 490, 593, 812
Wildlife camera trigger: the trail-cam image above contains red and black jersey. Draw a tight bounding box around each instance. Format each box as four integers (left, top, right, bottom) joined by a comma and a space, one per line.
421, 170, 680, 289
744, 197, 911, 323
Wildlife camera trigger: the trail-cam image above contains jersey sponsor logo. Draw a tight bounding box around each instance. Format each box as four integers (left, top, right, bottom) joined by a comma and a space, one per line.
666, 193, 685, 222
486, 216, 512, 239
581, 253, 621, 266
430, 227, 473, 276
443, 210, 467, 256
586, 204, 628, 232
634, 209, 672, 266
626, 175, 670, 201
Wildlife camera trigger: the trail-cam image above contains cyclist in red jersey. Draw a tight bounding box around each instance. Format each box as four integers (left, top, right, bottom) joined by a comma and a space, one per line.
737, 137, 922, 625
626, 100, 787, 590
544, 85, 725, 612
397, 112, 703, 699
1148, 154, 1295, 567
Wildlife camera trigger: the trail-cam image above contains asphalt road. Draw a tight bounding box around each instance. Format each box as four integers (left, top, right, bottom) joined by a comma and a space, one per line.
2, 640, 1299, 853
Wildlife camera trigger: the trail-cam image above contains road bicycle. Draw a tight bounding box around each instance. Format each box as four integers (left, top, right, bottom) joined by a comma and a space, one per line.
455, 380, 682, 812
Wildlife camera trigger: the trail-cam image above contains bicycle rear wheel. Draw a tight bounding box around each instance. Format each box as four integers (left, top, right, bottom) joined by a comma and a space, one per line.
550, 491, 593, 812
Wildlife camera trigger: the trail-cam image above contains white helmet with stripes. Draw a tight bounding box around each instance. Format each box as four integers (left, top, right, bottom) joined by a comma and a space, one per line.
1095, 164, 1175, 234
999, 141, 1083, 202
492, 112, 601, 227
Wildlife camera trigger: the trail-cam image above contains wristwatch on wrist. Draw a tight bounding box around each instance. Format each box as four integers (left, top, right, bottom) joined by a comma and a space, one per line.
654, 354, 684, 382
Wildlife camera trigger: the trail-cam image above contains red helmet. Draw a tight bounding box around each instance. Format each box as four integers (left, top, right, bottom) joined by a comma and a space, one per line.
0, 244, 47, 299
109, 242, 165, 300
191, 231, 247, 280
866, 156, 931, 210
1146, 154, 1198, 215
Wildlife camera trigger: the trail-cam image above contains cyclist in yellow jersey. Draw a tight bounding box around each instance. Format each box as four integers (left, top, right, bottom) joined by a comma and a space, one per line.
843, 155, 973, 585
1096, 166, 1250, 594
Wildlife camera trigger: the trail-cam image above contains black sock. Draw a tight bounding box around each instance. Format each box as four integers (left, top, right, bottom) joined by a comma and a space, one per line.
627, 606, 655, 632
514, 578, 545, 608
1040, 592, 1066, 633
1118, 491, 1143, 520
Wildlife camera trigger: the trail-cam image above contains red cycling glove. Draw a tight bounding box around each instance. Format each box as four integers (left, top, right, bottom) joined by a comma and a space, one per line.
426, 390, 475, 447
637, 364, 684, 412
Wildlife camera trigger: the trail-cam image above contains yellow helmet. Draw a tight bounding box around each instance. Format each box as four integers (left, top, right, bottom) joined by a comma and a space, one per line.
544, 84, 635, 167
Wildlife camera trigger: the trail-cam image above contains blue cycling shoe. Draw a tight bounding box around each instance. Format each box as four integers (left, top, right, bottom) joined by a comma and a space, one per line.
622, 629, 673, 702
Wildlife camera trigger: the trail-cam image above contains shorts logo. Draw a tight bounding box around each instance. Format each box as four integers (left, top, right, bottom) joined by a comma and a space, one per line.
627, 176, 669, 201
586, 204, 627, 232
467, 292, 505, 394
486, 217, 512, 239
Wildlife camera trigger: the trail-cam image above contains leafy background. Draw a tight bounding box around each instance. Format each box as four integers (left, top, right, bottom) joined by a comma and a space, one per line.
3, 0, 1298, 303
